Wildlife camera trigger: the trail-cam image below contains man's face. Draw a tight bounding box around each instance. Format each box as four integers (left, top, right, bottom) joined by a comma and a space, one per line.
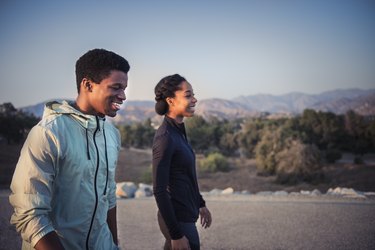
90, 70, 128, 117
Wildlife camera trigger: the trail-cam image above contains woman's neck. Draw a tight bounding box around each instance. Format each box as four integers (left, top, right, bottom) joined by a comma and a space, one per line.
166, 113, 184, 124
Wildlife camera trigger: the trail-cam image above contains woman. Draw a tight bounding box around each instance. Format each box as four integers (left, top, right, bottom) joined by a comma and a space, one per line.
152, 74, 212, 250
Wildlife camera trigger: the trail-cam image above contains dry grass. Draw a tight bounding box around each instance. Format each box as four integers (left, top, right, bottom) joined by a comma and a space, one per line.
1, 144, 375, 192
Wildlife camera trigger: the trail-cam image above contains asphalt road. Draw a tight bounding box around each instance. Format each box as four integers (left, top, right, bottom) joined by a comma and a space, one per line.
1, 190, 375, 250
117, 195, 375, 250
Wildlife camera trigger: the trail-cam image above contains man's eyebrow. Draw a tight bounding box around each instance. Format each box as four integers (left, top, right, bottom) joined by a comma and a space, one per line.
113, 82, 126, 86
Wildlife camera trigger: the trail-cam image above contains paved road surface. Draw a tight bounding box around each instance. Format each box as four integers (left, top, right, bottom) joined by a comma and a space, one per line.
1, 190, 374, 250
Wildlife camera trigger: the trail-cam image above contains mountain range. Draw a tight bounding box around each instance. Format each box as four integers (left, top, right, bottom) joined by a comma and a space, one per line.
20, 88, 375, 124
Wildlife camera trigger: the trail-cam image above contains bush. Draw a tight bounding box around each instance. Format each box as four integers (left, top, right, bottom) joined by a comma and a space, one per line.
254, 128, 281, 175
139, 166, 153, 184
198, 152, 230, 173
275, 139, 323, 184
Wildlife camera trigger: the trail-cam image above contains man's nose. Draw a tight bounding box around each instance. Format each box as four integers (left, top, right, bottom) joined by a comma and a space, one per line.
118, 90, 126, 100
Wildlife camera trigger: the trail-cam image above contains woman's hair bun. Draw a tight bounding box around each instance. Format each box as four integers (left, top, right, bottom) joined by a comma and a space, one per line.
155, 99, 168, 115
154, 74, 186, 116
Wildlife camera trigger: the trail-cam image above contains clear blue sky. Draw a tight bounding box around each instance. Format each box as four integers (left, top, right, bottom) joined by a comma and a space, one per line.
0, 0, 374, 108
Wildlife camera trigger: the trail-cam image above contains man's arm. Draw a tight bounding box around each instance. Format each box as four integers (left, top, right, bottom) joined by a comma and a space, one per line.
9, 126, 59, 247
107, 206, 118, 245
34, 231, 64, 250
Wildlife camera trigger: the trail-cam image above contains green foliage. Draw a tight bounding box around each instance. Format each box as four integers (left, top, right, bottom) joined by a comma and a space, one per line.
344, 110, 370, 155
0, 102, 39, 144
254, 126, 284, 175
198, 152, 230, 173
186, 116, 240, 155
139, 166, 153, 184
117, 118, 155, 148
299, 109, 346, 149
254, 123, 323, 183
275, 139, 323, 184
237, 119, 263, 157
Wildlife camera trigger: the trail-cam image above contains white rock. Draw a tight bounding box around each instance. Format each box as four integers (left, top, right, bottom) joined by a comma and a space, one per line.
300, 190, 311, 195
222, 187, 234, 195
208, 189, 223, 195
311, 189, 322, 196
326, 188, 334, 194
241, 190, 251, 195
135, 183, 153, 198
116, 182, 137, 198
326, 187, 367, 199
339, 188, 357, 195
274, 191, 288, 196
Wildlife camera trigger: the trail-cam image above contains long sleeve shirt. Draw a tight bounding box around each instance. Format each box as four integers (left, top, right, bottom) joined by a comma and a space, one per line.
152, 116, 205, 240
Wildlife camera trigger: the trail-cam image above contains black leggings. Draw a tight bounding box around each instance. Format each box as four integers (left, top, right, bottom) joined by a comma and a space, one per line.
157, 211, 200, 250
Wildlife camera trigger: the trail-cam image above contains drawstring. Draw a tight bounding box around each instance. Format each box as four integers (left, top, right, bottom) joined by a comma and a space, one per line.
86, 128, 91, 160
103, 127, 109, 195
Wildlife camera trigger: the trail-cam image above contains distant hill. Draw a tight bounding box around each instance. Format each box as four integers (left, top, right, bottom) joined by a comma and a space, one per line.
20, 88, 375, 123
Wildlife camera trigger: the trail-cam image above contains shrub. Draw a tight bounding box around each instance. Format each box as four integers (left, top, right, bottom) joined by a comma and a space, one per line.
275, 139, 323, 184
139, 166, 153, 184
198, 152, 229, 173
254, 128, 281, 175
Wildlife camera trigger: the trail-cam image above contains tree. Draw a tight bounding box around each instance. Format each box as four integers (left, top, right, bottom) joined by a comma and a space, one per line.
117, 118, 155, 149
275, 139, 322, 184
254, 127, 281, 175
237, 119, 263, 158
0, 102, 39, 144
344, 110, 369, 156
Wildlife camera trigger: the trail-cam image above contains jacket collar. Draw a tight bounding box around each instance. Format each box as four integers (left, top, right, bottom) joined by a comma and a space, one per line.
43, 100, 106, 131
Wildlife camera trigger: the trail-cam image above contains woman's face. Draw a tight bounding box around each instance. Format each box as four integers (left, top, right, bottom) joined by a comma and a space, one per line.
167, 81, 197, 121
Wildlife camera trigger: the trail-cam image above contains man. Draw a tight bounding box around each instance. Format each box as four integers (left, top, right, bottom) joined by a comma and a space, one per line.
9, 48, 130, 249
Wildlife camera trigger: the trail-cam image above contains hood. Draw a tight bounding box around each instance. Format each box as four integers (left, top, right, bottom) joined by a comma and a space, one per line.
43, 100, 105, 130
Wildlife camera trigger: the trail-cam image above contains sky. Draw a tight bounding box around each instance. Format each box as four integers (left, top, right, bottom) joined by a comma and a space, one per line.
0, 0, 374, 108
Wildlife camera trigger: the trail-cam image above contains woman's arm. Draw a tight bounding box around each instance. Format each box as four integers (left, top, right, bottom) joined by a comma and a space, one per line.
152, 133, 184, 240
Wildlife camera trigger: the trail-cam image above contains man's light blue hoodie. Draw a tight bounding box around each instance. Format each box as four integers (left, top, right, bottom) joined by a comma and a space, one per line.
9, 100, 120, 249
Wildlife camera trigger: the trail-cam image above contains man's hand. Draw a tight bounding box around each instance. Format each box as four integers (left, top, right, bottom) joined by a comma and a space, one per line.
34, 231, 64, 250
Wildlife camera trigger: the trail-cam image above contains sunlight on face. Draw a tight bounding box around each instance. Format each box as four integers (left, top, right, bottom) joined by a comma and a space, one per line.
167, 81, 197, 122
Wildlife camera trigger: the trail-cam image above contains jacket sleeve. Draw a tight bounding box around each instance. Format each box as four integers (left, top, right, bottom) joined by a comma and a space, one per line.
9, 125, 59, 247
108, 129, 120, 210
152, 133, 184, 240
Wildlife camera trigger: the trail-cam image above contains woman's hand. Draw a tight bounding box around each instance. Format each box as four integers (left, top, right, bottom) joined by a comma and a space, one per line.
199, 207, 212, 229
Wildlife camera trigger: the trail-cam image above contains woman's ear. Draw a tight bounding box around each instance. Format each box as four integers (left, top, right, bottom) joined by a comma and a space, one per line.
166, 97, 174, 106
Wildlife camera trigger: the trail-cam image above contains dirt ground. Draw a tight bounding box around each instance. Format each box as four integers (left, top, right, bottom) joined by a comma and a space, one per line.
1, 144, 375, 193
114, 147, 375, 193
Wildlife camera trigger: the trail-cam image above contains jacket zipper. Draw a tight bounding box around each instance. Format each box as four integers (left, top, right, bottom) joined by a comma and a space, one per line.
86, 116, 100, 250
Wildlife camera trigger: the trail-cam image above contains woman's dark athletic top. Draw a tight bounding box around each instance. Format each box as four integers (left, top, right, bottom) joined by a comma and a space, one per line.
152, 116, 206, 240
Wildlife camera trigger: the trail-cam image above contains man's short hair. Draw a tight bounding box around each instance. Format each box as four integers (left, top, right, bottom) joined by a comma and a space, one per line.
75, 48, 130, 93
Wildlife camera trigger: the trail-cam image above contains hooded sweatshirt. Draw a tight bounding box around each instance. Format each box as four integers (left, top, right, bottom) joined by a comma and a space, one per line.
9, 100, 120, 250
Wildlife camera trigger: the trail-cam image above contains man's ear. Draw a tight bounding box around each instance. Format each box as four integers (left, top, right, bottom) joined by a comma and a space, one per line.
81, 78, 92, 92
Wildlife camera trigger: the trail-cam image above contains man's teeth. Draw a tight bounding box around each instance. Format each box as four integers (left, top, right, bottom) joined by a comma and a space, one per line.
113, 103, 121, 109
